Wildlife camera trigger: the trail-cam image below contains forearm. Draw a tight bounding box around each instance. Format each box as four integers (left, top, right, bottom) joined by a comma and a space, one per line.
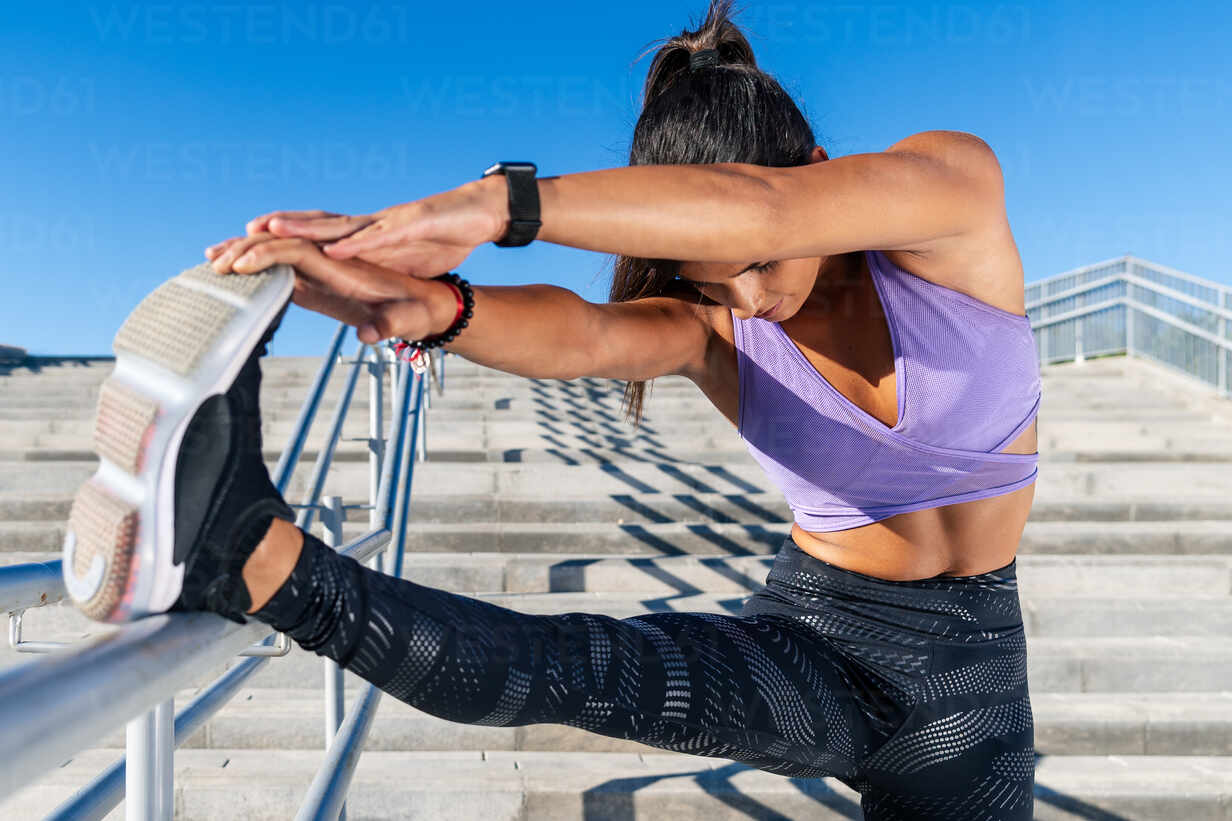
416, 163, 777, 378
423, 280, 597, 380
476, 164, 780, 263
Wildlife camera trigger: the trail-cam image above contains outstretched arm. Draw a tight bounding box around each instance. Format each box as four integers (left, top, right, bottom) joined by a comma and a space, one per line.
235, 130, 1001, 272
211, 236, 706, 382
529, 131, 999, 261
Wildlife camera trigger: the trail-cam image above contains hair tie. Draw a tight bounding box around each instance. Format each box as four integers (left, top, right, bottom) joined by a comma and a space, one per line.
689, 48, 720, 71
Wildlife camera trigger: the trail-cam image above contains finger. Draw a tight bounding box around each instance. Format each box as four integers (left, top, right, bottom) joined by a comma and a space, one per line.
204, 236, 244, 260
246, 210, 337, 236
230, 236, 420, 304
359, 299, 434, 344
291, 278, 375, 328
268, 213, 375, 242
213, 232, 281, 273
321, 216, 406, 260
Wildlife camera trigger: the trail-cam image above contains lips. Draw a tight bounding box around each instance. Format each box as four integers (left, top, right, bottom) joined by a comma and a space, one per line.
755, 299, 783, 320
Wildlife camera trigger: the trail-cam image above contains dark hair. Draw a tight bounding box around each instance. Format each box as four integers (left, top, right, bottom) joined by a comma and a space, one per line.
609, 0, 821, 426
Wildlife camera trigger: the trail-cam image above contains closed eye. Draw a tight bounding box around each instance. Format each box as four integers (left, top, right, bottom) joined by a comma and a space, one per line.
678, 261, 777, 289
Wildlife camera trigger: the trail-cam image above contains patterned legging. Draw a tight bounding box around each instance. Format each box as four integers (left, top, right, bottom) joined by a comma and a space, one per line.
253, 531, 1034, 820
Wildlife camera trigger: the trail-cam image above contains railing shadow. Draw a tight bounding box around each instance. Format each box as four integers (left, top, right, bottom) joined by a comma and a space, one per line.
0, 354, 114, 376
1032, 753, 1132, 820
579, 762, 862, 820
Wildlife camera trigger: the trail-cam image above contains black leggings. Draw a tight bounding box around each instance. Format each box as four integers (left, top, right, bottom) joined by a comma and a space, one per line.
254, 531, 1034, 820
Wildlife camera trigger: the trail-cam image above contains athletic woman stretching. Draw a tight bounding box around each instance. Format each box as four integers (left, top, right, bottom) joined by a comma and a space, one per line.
64, 2, 1039, 817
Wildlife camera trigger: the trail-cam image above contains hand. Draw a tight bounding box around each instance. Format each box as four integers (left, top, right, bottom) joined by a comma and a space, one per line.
209, 178, 506, 277
210, 234, 455, 344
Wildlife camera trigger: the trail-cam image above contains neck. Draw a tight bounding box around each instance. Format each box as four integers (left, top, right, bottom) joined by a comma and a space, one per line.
801, 252, 868, 318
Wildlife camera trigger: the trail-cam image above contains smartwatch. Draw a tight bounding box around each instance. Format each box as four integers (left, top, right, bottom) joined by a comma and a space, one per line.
481, 161, 541, 247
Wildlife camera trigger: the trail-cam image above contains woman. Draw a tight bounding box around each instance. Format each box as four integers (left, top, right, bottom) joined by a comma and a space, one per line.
65, 2, 1039, 817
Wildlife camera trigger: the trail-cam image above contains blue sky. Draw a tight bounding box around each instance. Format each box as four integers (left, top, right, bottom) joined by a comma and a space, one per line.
1, 1, 1228, 355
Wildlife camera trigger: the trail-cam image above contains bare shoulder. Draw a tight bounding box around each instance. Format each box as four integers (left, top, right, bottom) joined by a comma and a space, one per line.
886, 130, 1004, 187
883, 131, 1028, 317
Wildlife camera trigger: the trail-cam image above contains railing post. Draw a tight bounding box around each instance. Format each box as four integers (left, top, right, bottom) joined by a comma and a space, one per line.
1075, 315, 1086, 365
321, 494, 347, 821
368, 346, 384, 531
125, 697, 173, 821
154, 698, 174, 819
125, 710, 154, 821
1219, 312, 1228, 398
381, 348, 400, 572
368, 346, 386, 574
417, 371, 428, 463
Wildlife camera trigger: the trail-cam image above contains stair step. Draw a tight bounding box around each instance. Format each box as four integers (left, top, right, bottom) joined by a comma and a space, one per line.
5, 495, 1232, 524
8, 620, 1232, 693
6, 552, 1231, 598
74, 687, 1232, 758
5, 519, 1232, 556
4, 748, 1230, 821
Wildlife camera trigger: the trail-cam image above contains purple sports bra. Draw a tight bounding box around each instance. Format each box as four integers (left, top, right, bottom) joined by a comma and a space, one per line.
732, 249, 1041, 532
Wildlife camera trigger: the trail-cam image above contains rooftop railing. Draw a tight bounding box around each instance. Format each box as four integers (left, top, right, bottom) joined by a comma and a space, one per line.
1026, 254, 1231, 398
0, 323, 445, 820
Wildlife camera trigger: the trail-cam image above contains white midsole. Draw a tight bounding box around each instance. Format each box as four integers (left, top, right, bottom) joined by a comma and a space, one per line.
101, 265, 294, 617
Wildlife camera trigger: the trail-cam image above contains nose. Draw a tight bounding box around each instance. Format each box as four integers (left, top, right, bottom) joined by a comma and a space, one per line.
726, 280, 766, 320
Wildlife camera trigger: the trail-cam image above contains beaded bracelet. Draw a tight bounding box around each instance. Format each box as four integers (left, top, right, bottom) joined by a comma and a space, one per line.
393, 272, 474, 364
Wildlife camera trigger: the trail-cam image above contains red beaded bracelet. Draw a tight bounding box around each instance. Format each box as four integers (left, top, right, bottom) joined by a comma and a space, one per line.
392, 272, 474, 364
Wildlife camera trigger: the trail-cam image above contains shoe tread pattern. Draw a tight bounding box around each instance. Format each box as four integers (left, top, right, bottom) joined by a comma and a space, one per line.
67, 264, 287, 622
93, 380, 160, 475
113, 280, 237, 377
67, 480, 137, 621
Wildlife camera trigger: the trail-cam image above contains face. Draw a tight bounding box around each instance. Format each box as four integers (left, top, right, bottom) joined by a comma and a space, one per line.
676, 257, 823, 322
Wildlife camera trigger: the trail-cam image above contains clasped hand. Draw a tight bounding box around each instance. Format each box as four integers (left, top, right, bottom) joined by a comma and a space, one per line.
205, 181, 500, 343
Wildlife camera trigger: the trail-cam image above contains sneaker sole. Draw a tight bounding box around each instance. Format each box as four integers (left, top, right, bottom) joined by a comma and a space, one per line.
63, 262, 294, 623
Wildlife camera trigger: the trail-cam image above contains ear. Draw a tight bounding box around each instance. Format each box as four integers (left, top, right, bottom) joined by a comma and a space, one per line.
810, 145, 829, 163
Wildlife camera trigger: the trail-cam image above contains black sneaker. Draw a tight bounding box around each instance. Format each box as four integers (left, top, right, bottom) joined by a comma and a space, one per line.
64, 261, 296, 623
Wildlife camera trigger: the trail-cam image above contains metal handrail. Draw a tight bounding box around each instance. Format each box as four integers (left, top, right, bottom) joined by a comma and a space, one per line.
0, 609, 272, 796
1024, 254, 1230, 398
0, 324, 446, 820
43, 647, 276, 820
297, 366, 426, 820
35, 340, 403, 820
1027, 271, 1232, 328
1027, 253, 1232, 306
0, 562, 60, 613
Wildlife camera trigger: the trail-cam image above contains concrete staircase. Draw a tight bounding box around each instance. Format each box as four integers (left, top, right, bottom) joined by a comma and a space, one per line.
2, 351, 1232, 819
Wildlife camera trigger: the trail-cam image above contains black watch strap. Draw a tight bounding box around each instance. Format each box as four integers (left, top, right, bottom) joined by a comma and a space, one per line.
481, 161, 541, 247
